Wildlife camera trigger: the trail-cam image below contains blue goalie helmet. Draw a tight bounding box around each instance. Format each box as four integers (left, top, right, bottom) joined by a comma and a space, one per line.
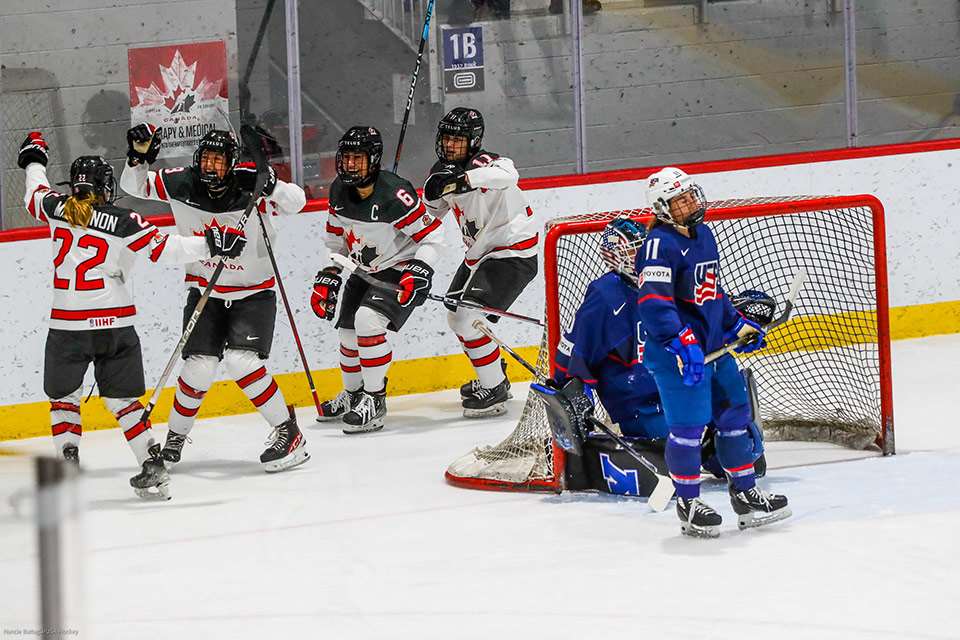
599, 216, 647, 285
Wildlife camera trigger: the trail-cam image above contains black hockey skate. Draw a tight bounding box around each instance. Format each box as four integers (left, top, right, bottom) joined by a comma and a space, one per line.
462, 377, 510, 418
676, 496, 722, 538
729, 484, 791, 530
460, 359, 512, 400
62, 443, 80, 467
261, 407, 310, 473
342, 389, 387, 434
130, 444, 171, 500
315, 388, 363, 422
160, 430, 190, 464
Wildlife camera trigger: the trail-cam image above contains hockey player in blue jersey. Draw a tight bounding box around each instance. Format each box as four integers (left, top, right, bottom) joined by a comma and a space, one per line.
636, 167, 790, 537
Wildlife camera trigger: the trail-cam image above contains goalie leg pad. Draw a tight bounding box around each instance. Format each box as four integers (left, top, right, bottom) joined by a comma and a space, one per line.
581, 433, 668, 497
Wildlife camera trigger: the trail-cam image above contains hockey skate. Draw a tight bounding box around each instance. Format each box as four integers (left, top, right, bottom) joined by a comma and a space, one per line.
462, 377, 510, 418
315, 388, 363, 422
130, 444, 171, 500
729, 484, 791, 530
342, 389, 386, 434
676, 496, 722, 538
460, 359, 512, 400
61, 443, 80, 467
160, 430, 190, 464
261, 407, 310, 473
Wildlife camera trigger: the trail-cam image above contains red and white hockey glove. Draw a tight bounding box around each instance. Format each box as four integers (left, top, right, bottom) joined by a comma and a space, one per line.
397, 260, 434, 308
204, 223, 247, 259
664, 326, 704, 386
311, 266, 343, 321
126, 123, 161, 165
18, 132, 49, 169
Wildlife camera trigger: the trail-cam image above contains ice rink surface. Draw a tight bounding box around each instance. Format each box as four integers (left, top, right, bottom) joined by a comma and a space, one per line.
2, 335, 959, 640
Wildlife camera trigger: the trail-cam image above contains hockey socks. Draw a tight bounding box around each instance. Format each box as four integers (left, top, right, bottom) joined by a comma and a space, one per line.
458, 332, 505, 389
168, 355, 217, 437
226, 349, 289, 427
665, 424, 706, 499
104, 397, 154, 465
50, 388, 82, 458
337, 329, 364, 392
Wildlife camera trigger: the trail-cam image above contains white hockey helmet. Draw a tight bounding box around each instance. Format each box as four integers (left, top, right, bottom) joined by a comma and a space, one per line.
646, 167, 707, 228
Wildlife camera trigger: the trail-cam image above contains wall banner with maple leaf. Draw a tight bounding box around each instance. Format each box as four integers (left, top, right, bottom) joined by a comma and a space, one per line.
128, 41, 229, 160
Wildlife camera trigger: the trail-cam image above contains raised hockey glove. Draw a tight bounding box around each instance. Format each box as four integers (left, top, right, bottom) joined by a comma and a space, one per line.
204, 223, 247, 259
664, 326, 704, 386
17, 132, 49, 169
423, 164, 470, 201
397, 260, 434, 308
311, 266, 343, 320
126, 123, 161, 165
723, 314, 766, 354
233, 162, 277, 197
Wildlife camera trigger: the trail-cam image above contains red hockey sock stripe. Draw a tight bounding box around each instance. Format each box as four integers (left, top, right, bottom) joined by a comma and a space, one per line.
460, 335, 491, 350
340, 345, 359, 358
124, 421, 150, 441
115, 400, 143, 420
357, 334, 387, 347
360, 353, 393, 368
251, 379, 279, 407
470, 348, 501, 368
173, 398, 200, 418
177, 377, 206, 399
50, 401, 80, 413
236, 366, 268, 389
52, 422, 82, 436
340, 363, 361, 373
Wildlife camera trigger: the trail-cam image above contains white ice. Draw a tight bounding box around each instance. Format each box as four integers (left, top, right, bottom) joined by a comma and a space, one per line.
2, 335, 959, 640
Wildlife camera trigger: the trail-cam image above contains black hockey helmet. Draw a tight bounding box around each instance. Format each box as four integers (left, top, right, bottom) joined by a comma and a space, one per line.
436, 107, 484, 164
336, 126, 383, 187
731, 290, 776, 326
193, 129, 239, 190
69, 156, 115, 202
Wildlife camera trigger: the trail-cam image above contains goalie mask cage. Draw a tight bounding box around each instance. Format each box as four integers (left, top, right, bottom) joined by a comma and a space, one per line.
445, 195, 894, 492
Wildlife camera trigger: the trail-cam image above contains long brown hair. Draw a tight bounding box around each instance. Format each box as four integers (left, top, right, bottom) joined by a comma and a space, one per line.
62, 191, 102, 228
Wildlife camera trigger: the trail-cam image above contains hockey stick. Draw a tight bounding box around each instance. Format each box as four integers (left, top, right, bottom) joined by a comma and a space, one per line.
392, 0, 436, 173
704, 269, 808, 365
329, 253, 543, 326
472, 320, 674, 512
138, 125, 269, 426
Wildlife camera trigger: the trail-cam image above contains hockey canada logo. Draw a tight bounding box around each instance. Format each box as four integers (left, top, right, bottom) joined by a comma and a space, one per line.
693, 260, 720, 305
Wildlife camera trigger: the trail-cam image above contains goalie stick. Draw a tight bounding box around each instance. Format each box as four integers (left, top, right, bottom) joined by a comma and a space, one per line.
138, 125, 269, 426
329, 253, 543, 326
704, 269, 808, 365
471, 319, 675, 512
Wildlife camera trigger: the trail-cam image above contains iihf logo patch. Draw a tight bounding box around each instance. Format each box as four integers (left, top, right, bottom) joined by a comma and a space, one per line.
693, 260, 720, 305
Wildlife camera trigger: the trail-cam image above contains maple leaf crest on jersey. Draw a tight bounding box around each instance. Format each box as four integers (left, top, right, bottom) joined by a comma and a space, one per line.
694, 260, 720, 305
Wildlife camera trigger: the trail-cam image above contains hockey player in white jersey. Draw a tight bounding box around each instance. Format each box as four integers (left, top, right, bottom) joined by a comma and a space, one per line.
18, 131, 245, 497
311, 126, 443, 433
422, 108, 539, 417
120, 124, 309, 472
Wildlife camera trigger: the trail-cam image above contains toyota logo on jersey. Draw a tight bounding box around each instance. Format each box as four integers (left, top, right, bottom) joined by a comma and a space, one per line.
694, 260, 720, 305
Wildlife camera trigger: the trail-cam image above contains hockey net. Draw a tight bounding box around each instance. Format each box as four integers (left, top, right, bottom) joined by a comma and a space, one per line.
445, 195, 894, 492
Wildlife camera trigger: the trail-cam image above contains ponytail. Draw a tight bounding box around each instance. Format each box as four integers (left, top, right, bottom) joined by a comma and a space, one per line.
62, 191, 101, 228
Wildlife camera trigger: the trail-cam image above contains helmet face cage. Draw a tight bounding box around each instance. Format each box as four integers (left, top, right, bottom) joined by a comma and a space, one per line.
435, 108, 484, 164
599, 217, 647, 284
69, 156, 115, 202
648, 168, 708, 228
336, 126, 383, 187
193, 130, 239, 189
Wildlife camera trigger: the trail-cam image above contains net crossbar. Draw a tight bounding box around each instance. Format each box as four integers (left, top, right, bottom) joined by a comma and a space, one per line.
446, 195, 894, 492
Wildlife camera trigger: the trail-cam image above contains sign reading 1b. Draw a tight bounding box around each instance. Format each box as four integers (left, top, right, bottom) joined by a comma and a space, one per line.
441, 25, 485, 93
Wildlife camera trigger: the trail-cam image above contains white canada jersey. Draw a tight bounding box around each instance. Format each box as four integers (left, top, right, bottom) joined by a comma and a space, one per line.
23, 163, 211, 331
324, 171, 442, 272
120, 161, 306, 300
424, 151, 538, 267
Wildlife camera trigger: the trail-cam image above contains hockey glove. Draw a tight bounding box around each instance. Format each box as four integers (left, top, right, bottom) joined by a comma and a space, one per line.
723, 314, 766, 354
18, 132, 49, 169
664, 326, 704, 386
233, 162, 278, 197
397, 260, 434, 308
126, 123, 161, 165
311, 267, 343, 320
423, 164, 470, 201
204, 223, 247, 259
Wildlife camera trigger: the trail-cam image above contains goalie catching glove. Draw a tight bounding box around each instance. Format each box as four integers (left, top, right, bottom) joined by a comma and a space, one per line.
665, 326, 704, 386
423, 164, 471, 201
204, 222, 247, 259
18, 132, 49, 169
126, 123, 162, 165
311, 266, 343, 320
397, 260, 433, 308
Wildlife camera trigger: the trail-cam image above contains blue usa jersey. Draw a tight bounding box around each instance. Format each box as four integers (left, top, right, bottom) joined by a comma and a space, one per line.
553, 272, 660, 425
634, 223, 740, 352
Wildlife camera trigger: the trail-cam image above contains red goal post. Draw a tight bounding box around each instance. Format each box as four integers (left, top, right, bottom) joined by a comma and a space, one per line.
446, 195, 894, 493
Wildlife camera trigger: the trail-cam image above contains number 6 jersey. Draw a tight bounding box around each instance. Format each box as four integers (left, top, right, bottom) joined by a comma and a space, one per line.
23, 163, 211, 331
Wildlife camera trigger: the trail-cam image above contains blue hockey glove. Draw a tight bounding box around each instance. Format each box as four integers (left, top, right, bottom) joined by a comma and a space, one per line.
724, 315, 766, 354
664, 326, 704, 386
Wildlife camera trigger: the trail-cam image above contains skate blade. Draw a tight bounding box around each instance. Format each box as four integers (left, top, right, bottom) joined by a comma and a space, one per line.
681, 523, 721, 538
342, 418, 384, 434
263, 447, 310, 473
134, 480, 171, 501
463, 403, 507, 419
737, 506, 792, 530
